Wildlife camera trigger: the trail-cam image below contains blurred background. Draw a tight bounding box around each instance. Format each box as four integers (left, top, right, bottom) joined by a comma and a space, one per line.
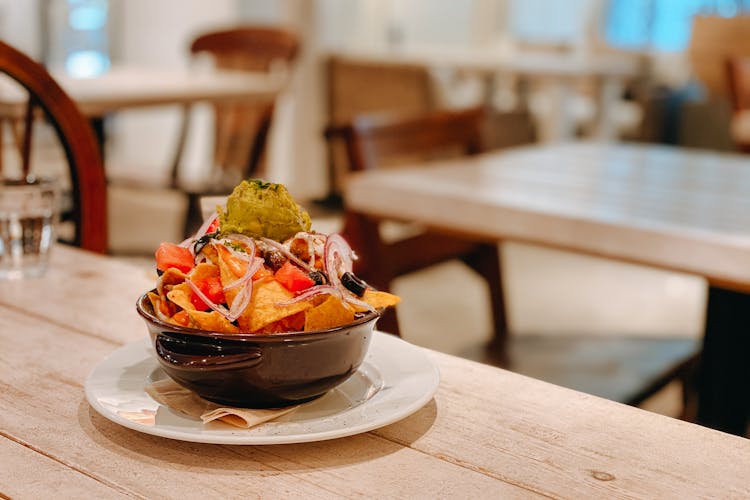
3, 0, 750, 418
3, 0, 747, 202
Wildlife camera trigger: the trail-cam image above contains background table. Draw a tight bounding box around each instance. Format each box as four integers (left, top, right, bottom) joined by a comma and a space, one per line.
345, 141, 750, 435
0, 65, 281, 117
0, 245, 749, 497
329, 47, 641, 142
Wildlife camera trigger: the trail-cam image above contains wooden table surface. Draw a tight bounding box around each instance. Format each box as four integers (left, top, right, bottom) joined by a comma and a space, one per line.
345, 141, 750, 436
1, 245, 749, 498
0, 65, 281, 117
346, 141, 750, 293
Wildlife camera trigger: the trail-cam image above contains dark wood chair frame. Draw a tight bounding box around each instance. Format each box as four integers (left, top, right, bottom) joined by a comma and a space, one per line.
326, 106, 508, 352
176, 26, 299, 235
726, 56, 750, 153
0, 40, 107, 253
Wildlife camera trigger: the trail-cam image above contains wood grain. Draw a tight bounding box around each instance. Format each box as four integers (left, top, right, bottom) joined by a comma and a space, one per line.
0, 308, 524, 499
346, 142, 750, 292
2, 247, 750, 497
0, 438, 131, 499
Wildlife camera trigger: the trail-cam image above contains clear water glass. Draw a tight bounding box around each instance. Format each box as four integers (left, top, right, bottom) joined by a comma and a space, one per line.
0, 178, 59, 280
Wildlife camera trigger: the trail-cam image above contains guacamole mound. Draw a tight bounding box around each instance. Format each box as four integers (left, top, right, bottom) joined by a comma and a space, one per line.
219, 180, 312, 242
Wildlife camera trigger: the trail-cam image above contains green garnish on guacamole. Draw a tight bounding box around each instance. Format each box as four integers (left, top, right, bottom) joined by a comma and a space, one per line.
219, 180, 312, 242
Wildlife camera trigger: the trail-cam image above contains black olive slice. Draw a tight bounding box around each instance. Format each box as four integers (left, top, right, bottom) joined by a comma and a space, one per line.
309, 270, 328, 286
193, 231, 218, 255
341, 272, 367, 297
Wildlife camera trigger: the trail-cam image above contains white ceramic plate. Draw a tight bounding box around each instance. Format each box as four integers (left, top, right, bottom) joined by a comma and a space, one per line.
85, 331, 440, 445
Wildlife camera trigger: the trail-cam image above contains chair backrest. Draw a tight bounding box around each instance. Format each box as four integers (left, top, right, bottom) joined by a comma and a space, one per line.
188, 25, 299, 189
688, 16, 750, 98
727, 56, 750, 112
324, 56, 435, 199
324, 107, 487, 280
326, 57, 434, 124
726, 56, 750, 152
0, 41, 107, 253
332, 106, 487, 174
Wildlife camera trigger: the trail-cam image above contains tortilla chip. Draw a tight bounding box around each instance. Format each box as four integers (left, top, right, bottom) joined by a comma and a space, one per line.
166, 283, 195, 311
215, 244, 248, 307
254, 311, 306, 334
362, 289, 401, 309
147, 291, 162, 315
347, 289, 401, 313
191, 262, 221, 282
304, 295, 355, 331
197, 243, 218, 265
148, 291, 178, 321
238, 280, 312, 333
216, 243, 247, 279
186, 310, 239, 333
160, 267, 186, 288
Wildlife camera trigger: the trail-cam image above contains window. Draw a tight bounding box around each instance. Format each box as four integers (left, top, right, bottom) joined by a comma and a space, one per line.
604, 0, 750, 52
44, 0, 111, 76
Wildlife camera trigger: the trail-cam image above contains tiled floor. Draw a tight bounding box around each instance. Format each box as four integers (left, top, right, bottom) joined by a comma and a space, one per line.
115, 211, 707, 419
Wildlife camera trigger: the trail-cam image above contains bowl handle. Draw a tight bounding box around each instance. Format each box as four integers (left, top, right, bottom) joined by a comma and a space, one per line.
155, 335, 262, 371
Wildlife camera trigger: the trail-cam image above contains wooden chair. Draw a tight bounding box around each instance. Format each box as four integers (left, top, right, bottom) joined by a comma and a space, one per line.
323, 56, 435, 205
0, 40, 107, 253
688, 16, 750, 100
726, 56, 750, 153
326, 106, 509, 345
178, 25, 299, 234
329, 106, 701, 409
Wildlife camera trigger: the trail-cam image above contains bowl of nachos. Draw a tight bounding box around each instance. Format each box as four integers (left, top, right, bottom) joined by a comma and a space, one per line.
136, 180, 399, 408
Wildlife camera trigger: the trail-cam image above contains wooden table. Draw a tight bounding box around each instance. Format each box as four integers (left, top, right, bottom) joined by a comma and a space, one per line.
0, 65, 281, 117
329, 47, 641, 142
1, 245, 749, 497
345, 141, 750, 436
0, 65, 282, 158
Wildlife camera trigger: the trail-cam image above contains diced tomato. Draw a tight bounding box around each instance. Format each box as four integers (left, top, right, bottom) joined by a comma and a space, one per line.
206, 217, 220, 234
155, 242, 194, 273
275, 261, 315, 292
190, 275, 226, 311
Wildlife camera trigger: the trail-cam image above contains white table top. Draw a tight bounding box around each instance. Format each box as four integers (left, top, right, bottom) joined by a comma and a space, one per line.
0, 65, 282, 117
345, 142, 750, 292
1, 244, 749, 497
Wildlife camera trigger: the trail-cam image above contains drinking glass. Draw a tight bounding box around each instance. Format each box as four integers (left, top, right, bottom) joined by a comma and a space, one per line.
0, 178, 59, 280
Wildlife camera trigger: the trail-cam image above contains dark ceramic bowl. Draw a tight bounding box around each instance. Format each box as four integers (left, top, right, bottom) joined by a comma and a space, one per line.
136, 292, 378, 408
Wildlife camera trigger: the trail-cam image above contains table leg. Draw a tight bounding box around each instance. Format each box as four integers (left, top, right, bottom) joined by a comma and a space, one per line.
696, 286, 750, 436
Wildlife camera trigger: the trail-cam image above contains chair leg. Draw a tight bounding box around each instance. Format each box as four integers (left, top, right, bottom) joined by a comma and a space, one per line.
462, 243, 509, 362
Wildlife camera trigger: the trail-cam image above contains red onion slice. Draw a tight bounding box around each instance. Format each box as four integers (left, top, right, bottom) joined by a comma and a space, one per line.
342, 295, 376, 313
153, 297, 172, 323
324, 233, 355, 290
224, 256, 263, 292
224, 233, 256, 250
227, 279, 253, 322
156, 273, 165, 297
185, 277, 231, 318
179, 212, 220, 258
194, 212, 219, 239
276, 285, 343, 306
260, 237, 312, 271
